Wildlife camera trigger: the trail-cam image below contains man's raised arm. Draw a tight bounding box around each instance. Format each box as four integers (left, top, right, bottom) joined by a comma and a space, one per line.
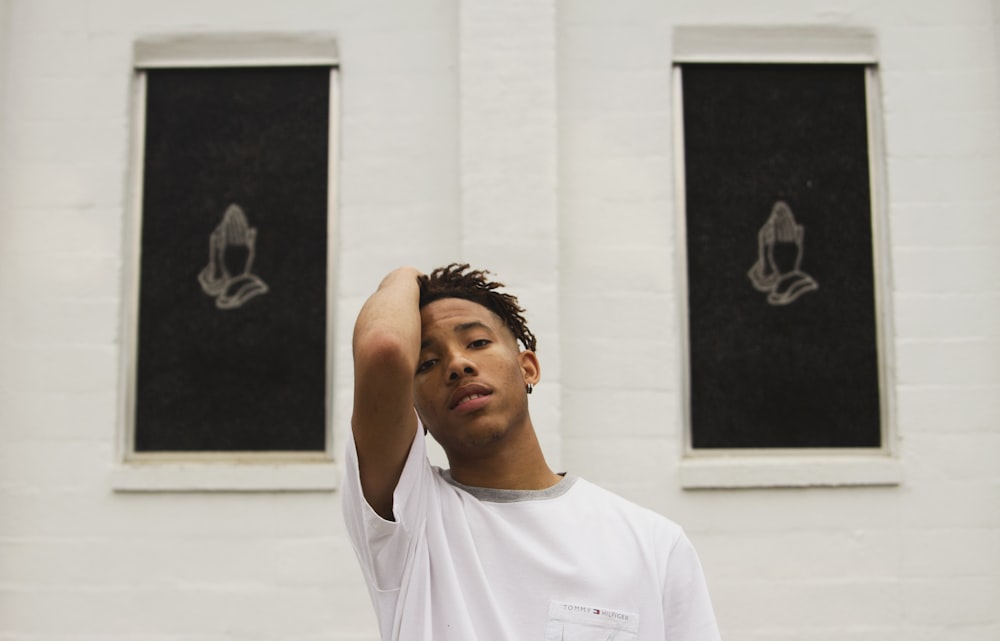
351, 267, 423, 520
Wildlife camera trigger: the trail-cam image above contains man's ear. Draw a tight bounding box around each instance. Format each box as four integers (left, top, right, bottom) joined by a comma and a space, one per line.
519, 350, 541, 387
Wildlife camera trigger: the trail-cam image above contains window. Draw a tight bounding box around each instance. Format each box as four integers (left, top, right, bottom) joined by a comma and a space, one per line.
673, 27, 899, 487
114, 35, 339, 491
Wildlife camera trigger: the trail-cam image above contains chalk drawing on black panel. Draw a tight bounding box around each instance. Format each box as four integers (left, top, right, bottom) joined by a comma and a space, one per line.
198, 203, 269, 309
747, 200, 818, 306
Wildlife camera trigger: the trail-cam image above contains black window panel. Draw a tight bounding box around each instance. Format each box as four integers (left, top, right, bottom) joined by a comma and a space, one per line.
134, 67, 330, 452
681, 63, 881, 449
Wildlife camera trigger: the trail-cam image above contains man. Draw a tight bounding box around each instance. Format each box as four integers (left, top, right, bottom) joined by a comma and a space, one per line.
343, 263, 721, 641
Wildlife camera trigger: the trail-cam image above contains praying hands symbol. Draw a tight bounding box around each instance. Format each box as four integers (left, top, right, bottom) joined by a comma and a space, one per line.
197, 203, 269, 309
747, 200, 818, 306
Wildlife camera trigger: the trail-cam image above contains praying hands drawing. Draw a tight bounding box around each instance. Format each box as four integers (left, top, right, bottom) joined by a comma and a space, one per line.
747, 200, 818, 306
198, 203, 269, 310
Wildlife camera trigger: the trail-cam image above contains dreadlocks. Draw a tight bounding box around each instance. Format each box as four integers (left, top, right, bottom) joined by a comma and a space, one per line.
418, 263, 538, 353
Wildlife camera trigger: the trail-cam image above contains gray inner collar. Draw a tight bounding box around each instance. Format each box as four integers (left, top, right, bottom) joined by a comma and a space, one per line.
440, 471, 577, 503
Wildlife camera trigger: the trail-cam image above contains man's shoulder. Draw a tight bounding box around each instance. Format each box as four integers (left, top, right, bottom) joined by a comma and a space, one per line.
571, 477, 686, 534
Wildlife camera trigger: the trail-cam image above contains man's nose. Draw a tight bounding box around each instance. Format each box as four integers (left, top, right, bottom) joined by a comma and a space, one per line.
447, 354, 477, 380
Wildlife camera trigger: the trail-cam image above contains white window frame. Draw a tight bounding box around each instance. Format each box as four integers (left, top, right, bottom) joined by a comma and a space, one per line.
112, 34, 340, 492
672, 26, 900, 489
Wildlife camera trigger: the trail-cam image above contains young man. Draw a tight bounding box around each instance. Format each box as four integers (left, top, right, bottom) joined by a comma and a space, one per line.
343, 264, 720, 641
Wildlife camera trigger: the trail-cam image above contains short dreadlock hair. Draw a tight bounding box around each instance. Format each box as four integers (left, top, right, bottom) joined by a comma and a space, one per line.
418, 263, 537, 352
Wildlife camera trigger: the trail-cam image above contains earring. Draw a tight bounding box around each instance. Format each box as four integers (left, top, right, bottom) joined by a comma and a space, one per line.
526, 383, 533, 394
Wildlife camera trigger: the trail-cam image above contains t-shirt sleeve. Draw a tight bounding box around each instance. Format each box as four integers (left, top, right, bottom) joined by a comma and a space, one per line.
342, 420, 433, 592
661, 531, 722, 641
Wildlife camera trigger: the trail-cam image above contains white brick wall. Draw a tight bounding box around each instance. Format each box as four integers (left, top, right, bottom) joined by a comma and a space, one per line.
1, 0, 998, 639
458, 0, 561, 462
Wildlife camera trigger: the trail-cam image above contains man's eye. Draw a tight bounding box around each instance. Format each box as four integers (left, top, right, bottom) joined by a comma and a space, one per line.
416, 359, 436, 373
470, 339, 491, 348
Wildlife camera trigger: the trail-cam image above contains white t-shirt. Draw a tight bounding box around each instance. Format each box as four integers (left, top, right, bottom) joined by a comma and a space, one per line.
343, 425, 720, 641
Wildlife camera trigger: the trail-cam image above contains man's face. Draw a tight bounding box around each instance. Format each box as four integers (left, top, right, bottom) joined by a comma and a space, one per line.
413, 297, 539, 457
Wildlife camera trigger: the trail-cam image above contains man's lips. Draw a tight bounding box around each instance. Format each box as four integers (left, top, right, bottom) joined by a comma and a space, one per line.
449, 384, 493, 410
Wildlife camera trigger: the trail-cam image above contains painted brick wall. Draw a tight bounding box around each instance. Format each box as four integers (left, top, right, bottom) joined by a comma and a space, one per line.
1, 0, 998, 640
559, 3, 1000, 641
0, 1, 458, 638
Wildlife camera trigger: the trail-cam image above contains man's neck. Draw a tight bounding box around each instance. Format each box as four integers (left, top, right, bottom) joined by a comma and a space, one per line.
445, 427, 561, 491
449, 462, 563, 491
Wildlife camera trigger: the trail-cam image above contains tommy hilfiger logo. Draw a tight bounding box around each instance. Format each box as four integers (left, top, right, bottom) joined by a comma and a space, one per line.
562, 604, 630, 621
547, 600, 640, 639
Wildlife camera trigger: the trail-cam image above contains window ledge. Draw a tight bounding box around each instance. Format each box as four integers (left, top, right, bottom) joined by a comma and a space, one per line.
110, 461, 340, 493
680, 454, 901, 489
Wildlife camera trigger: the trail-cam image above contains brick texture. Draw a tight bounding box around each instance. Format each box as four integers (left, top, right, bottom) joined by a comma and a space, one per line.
1, 0, 998, 639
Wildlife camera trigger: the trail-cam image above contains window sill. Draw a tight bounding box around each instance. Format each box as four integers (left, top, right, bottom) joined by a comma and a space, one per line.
680, 453, 901, 489
110, 461, 339, 493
